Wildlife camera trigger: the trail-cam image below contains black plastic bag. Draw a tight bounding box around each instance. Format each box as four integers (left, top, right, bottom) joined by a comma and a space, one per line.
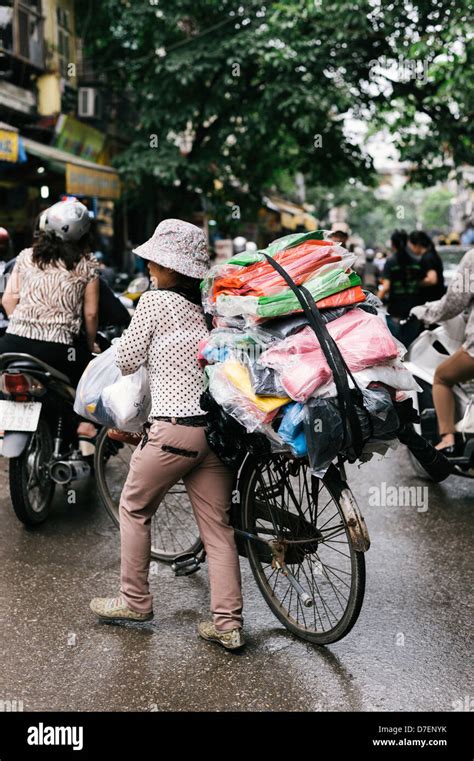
199, 390, 272, 470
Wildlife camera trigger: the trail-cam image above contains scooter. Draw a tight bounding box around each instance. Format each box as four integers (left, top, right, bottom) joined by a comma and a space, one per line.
0, 353, 95, 525
404, 314, 474, 478
0, 327, 125, 526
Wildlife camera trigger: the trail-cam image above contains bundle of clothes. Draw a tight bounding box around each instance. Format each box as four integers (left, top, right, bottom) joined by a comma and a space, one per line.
199, 230, 421, 476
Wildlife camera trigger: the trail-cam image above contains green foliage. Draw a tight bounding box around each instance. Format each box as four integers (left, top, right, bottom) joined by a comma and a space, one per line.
77, 0, 473, 222
420, 187, 454, 231
365, 0, 474, 184
77, 0, 382, 220
307, 183, 454, 247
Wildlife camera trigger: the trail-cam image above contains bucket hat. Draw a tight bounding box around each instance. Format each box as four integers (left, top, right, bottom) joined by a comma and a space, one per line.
132, 219, 210, 279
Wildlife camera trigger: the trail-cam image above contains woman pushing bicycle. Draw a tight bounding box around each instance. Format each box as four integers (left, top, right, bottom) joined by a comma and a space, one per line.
89, 219, 245, 651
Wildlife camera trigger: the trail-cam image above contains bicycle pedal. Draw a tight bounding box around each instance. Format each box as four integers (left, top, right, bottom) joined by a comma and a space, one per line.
171, 553, 201, 577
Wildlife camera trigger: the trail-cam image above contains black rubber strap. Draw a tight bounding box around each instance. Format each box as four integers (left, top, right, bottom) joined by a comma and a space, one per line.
263, 253, 365, 457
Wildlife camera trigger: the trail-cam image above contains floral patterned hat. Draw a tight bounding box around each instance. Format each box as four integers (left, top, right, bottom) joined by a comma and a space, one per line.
132, 218, 210, 279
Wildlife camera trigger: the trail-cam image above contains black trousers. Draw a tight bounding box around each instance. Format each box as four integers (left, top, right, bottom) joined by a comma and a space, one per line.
0, 333, 92, 386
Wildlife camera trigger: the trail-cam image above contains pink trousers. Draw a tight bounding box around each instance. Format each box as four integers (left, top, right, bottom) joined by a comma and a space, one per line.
119, 420, 243, 631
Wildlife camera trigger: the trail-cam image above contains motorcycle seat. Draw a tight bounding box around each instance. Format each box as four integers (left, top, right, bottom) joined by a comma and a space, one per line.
0, 353, 73, 386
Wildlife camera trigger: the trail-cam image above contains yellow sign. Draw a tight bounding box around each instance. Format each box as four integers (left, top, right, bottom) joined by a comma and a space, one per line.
0, 129, 19, 163
55, 115, 106, 163
66, 163, 121, 200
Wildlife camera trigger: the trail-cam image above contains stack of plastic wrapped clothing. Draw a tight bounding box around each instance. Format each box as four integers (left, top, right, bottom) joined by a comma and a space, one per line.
200, 230, 420, 476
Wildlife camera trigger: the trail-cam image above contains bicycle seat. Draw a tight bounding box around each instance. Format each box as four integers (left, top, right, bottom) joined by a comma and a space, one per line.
0, 352, 72, 385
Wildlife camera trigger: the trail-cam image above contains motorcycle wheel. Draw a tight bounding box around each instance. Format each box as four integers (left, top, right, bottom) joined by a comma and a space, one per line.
9, 419, 55, 526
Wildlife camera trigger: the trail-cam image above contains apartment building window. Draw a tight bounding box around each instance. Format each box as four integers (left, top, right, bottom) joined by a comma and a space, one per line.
56, 5, 71, 77
0, 1, 44, 68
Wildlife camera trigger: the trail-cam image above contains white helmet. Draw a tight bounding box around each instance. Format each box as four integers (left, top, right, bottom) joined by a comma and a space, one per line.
40, 198, 91, 242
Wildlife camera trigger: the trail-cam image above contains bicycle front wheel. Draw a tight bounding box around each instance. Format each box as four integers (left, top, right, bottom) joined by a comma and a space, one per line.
240, 456, 365, 645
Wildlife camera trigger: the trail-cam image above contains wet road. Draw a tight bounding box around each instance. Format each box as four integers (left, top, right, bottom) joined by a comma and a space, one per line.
0, 446, 472, 712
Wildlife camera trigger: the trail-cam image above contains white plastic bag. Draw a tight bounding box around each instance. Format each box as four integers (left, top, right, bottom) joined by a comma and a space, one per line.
74, 344, 151, 431
99, 368, 151, 431
74, 345, 120, 422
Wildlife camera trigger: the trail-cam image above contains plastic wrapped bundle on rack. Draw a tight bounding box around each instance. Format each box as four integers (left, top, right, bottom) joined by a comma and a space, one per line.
200, 230, 422, 476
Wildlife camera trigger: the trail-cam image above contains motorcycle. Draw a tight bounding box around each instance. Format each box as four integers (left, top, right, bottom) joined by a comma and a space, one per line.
0, 351, 97, 525
404, 314, 474, 478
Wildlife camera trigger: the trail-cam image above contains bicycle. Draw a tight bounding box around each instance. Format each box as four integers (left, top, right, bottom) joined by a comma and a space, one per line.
94, 429, 370, 645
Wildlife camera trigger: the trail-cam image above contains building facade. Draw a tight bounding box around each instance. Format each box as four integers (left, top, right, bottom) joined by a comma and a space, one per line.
0, 0, 124, 261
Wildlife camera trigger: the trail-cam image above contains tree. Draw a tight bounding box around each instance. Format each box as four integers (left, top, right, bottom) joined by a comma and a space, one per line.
420, 187, 454, 232
77, 0, 388, 226
362, 0, 473, 185
77, 0, 473, 227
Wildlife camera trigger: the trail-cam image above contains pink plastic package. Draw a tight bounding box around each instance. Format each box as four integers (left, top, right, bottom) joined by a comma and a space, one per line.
259, 308, 399, 401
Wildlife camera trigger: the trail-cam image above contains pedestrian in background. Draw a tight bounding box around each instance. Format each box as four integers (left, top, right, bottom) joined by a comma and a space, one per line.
379, 230, 424, 347
408, 230, 445, 302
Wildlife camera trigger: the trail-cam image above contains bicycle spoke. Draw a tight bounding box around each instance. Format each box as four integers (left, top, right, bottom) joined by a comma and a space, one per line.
97, 432, 200, 558
245, 457, 363, 640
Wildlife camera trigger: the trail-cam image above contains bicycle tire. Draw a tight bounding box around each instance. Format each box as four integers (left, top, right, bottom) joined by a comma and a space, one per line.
239, 457, 366, 645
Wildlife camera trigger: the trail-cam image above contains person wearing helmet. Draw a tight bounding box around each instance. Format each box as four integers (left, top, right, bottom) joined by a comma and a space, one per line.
0, 199, 99, 387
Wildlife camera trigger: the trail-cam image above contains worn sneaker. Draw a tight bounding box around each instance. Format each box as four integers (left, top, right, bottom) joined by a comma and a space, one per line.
197, 621, 245, 650
90, 595, 153, 622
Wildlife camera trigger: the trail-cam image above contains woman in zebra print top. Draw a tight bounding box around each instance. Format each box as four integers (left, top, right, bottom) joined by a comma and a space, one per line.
0, 200, 100, 387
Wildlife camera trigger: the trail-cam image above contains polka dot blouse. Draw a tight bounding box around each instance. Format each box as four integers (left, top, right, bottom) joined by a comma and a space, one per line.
115, 289, 209, 417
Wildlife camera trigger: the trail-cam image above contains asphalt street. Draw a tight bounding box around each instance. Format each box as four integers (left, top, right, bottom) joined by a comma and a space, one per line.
0, 445, 472, 712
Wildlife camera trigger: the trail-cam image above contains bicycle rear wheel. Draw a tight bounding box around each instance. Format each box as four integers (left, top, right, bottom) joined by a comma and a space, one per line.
94, 428, 202, 561
240, 456, 365, 645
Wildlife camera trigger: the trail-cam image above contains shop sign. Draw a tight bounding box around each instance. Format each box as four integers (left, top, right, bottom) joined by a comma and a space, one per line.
0, 129, 19, 162
66, 163, 121, 199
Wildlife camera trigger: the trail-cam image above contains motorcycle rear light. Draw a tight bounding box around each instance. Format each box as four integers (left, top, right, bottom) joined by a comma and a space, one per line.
1, 372, 45, 397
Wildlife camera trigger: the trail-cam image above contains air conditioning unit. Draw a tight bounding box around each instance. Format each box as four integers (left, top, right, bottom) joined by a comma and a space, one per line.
78, 87, 100, 118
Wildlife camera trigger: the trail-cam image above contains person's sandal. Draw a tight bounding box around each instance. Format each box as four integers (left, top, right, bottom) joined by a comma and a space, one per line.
197, 621, 245, 650
90, 595, 153, 622
436, 433, 455, 455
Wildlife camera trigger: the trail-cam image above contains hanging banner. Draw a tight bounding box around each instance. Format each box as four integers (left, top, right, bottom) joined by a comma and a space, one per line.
0, 129, 19, 163
55, 115, 106, 163
66, 163, 121, 200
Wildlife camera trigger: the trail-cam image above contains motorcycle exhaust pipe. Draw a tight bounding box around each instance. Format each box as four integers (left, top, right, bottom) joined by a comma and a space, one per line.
49, 459, 91, 485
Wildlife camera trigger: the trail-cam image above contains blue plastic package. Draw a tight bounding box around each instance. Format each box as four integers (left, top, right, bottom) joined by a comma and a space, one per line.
277, 402, 308, 457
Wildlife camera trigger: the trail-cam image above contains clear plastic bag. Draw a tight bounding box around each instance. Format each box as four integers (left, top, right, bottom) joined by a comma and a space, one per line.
245, 357, 288, 397
353, 360, 421, 392
74, 345, 121, 422
303, 386, 400, 477
259, 308, 399, 401
207, 364, 281, 433
74, 344, 151, 431
355, 386, 400, 442
277, 402, 308, 456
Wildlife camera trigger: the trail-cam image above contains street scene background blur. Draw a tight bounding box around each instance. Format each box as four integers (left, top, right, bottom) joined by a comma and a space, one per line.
0, 0, 472, 275
0, 0, 472, 717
